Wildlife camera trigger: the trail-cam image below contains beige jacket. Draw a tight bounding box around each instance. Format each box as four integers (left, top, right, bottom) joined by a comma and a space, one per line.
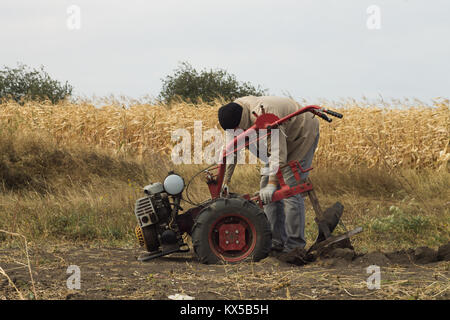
224, 96, 319, 184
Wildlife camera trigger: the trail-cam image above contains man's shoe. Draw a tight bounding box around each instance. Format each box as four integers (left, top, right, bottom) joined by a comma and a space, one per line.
271, 243, 285, 252
269, 243, 285, 257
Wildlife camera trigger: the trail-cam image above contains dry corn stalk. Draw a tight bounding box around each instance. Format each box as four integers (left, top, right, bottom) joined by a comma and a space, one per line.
0, 99, 448, 170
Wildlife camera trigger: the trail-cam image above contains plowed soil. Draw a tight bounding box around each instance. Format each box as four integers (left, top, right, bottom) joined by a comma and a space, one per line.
1, 242, 449, 300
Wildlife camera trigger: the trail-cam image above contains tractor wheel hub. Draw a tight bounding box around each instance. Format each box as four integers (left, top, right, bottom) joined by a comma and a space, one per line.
218, 224, 246, 251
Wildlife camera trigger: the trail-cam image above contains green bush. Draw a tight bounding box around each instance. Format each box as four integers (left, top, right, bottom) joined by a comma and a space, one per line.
369, 206, 432, 234
159, 62, 267, 104
0, 63, 73, 104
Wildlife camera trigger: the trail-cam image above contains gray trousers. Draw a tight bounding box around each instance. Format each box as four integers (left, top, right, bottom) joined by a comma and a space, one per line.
261, 133, 319, 252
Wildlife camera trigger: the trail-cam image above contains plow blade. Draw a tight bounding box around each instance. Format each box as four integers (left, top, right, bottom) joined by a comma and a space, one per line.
307, 184, 363, 255
307, 226, 363, 254
315, 201, 344, 243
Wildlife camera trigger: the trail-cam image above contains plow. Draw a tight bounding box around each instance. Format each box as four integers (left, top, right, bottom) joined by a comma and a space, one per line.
134, 105, 363, 264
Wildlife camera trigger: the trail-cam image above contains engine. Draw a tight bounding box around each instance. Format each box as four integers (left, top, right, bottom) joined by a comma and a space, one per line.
134, 173, 189, 260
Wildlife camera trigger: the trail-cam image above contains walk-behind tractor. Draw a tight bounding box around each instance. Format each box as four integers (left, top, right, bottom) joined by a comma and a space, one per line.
134, 105, 363, 264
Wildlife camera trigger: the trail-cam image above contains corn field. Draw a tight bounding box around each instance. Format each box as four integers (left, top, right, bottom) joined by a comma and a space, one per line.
0, 99, 448, 170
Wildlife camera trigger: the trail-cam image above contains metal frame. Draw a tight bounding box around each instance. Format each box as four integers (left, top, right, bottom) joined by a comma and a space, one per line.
201, 105, 362, 252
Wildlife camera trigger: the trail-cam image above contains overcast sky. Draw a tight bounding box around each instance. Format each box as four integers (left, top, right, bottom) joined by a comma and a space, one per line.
1, 0, 449, 102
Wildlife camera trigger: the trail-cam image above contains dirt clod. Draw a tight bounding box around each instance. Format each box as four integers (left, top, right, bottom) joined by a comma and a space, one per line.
413, 247, 438, 264
437, 242, 450, 261
385, 250, 414, 265
353, 251, 391, 266
316, 247, 356, 267
276, 247, 315, 266
318, 238, 354, 255
327, 248, 355, 261
274, 238, 447, 268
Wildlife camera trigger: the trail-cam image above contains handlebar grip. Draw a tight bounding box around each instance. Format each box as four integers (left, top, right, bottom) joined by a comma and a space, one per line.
318, 113, 332, 122
324, 109, 343, 118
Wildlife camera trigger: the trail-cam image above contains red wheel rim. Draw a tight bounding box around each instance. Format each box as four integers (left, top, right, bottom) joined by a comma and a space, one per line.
208, 213, 257, 262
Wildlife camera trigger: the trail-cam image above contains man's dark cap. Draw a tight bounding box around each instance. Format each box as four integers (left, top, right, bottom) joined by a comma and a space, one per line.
218, 102, 243, 130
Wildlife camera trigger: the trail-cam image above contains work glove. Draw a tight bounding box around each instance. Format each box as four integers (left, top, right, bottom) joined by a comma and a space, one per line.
259, 183, 277, 204
220, 183, 229, 197
260, 175, 269, 190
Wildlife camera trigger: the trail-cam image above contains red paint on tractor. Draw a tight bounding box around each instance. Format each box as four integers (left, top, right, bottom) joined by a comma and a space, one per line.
208, 214, 257, 263
218, 223, 246, 251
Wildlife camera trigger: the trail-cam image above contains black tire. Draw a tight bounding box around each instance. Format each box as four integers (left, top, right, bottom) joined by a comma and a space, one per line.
192, 197, 272, 264
142, 225, 160, 252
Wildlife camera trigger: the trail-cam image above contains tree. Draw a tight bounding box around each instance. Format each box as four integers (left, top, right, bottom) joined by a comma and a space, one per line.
0, 63, 73, 104
159, 62, 267, 104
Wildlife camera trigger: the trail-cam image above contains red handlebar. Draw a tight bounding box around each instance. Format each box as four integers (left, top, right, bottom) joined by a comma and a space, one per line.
209, 105, 341, 198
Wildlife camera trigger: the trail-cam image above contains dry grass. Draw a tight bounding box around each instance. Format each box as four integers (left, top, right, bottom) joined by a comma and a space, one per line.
0, 125, 448, 253
0, 229, 36, 299
0, 98, 448, 170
